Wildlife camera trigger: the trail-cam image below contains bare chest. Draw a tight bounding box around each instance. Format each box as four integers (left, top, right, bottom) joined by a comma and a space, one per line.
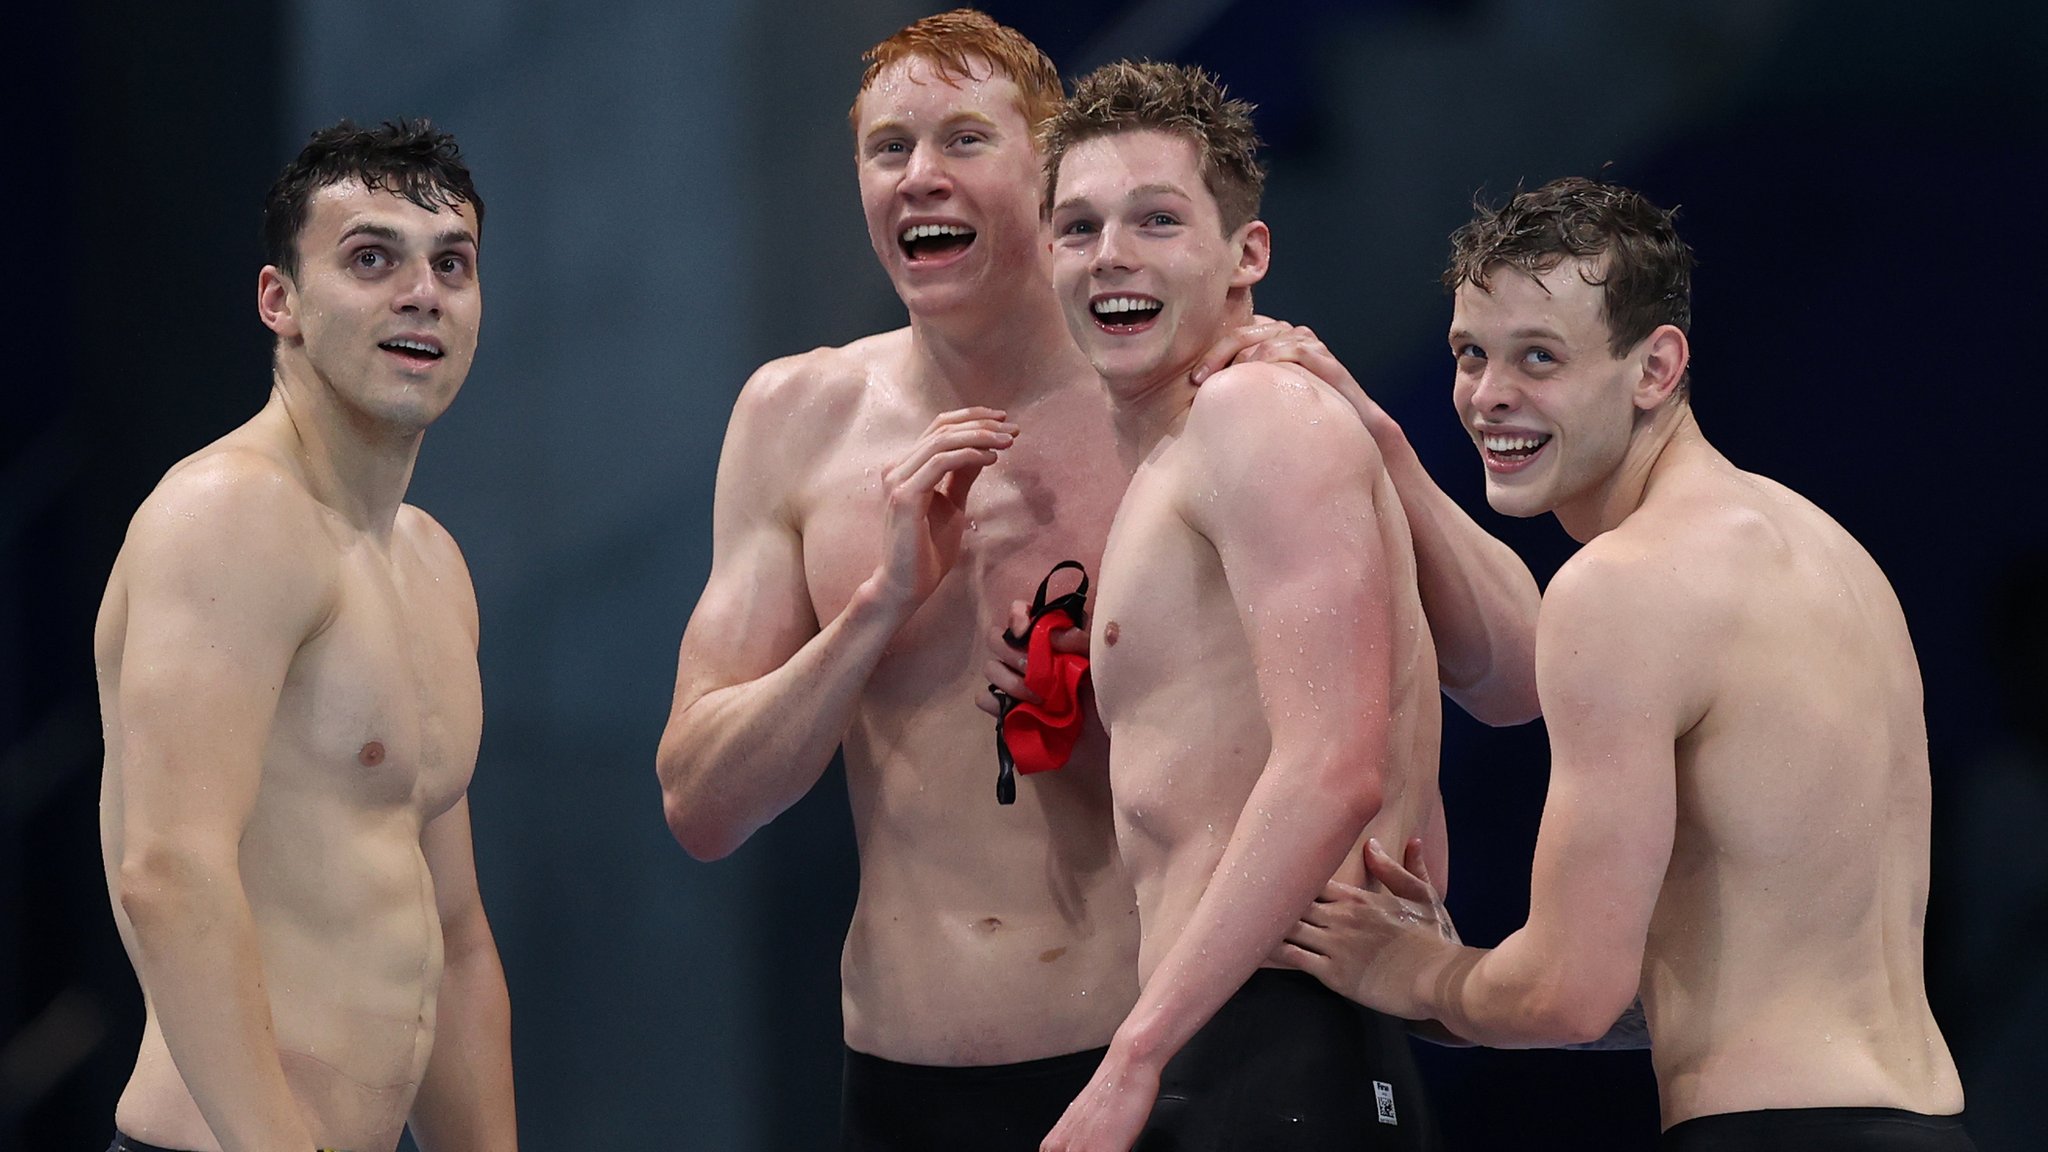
272, 551, 482, 819
1090, 460, 1245, 730
798, 403, 1128, 687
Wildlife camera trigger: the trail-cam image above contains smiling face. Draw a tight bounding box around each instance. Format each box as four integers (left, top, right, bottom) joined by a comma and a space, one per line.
1449, 259, 1656, 525
854, 54, 1048, 318
259, 180, 481, 434
1048, 129, 1267, 397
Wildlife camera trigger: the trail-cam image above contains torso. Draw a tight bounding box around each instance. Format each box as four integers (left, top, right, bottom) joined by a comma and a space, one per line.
1608, 447, 1963, 1124
770, 329, 1140, 1064
1090, 369, 1442, 983
96, 427, 480, 1151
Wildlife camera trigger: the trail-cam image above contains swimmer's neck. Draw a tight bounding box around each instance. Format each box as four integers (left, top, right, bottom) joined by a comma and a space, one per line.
905, 281, 1083, 410
264, 364, 426, 539
1104, 363, 1199, 468
1555, 402, 1710, 543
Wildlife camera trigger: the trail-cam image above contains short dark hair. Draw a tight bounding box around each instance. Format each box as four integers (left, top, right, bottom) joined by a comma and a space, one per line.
1042, 60, 1265, 233
1446, 176, 1693, 385
262, 118, 483, 279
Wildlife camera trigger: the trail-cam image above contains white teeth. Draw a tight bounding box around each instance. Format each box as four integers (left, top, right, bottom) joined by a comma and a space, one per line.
1482, 433, 1547, 453
1092, 296, 1160, 316
900, 223, 974, 243
383, 338, 441, 356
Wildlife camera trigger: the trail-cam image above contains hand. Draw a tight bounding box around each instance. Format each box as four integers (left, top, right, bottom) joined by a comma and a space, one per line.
1189, 317, 1391, 437
868, 408, 1015, 613
1271, 837, 1460, 1020
977, 598, 1090, 717
1040, 1045, 1160, 1152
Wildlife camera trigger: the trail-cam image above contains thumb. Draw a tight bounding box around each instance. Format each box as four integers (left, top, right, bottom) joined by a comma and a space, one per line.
1363, 837, 1434, 904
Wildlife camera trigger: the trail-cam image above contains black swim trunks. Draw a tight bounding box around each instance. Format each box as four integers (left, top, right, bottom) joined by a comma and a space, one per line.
1660, 1106, 1977, 1151
1137, 967, 1437, 1150
841, 1043, 1107, 1151
106, 1133, 185, 1152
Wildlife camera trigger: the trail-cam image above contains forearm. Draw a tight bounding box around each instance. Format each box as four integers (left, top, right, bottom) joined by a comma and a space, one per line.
657, 578, 909, 859
1118, 758, 1378, 1067
121, 863, 313, 1152
409, 928, 516, 1152
1372, 422, 1540, 725
1420, 929, 1624, 1050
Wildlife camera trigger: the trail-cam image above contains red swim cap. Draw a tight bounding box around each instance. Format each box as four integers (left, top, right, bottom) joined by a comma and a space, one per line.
993, 561, 1090, 804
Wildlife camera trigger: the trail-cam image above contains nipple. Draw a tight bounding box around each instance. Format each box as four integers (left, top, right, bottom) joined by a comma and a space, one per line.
1103, 621, 1121, 647
359, 740, 386, 767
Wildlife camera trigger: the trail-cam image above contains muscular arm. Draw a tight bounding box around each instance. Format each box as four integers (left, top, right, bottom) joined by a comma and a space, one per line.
1197, 321, 1540, 724
656, 362, 1011, 860
408, 796, 517, 1152
1340, 552, 1691, 1046
110, 459, 326, 1152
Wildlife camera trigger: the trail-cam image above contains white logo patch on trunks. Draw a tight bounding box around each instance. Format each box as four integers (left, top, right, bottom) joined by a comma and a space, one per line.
1374, 1080, 1397, 1125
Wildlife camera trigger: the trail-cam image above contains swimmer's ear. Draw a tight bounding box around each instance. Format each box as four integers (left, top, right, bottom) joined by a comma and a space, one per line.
1228, 219, 1271, 290
1633, 323, 1689, 411
257, 264, 301, 342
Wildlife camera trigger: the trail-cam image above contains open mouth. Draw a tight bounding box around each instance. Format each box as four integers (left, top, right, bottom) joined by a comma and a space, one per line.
379, 337, 444, 367
1479, 430, 1550, 469
899, 223, 976, 263
1090, 294, 1162, 333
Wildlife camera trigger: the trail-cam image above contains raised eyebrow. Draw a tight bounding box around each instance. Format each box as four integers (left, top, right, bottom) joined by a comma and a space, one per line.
1509, 326, 1566, 342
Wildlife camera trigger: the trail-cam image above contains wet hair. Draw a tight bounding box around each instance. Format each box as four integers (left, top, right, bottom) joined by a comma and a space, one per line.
262, 118, 482, 279
1041, 60, 1265, 233
849, 9, 1064, 133
1446, 176, 1693, 386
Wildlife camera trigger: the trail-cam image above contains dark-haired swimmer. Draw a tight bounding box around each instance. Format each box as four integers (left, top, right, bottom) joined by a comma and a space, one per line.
1259, 176, 1973, 1151
95, 119, 515, 1152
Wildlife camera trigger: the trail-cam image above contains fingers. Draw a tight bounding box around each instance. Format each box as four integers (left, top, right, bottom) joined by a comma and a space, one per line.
887, 413, 1017, 488
975, 686, 1003, 718
1046, 624, 1090, 657
1402, 836, 1433, 887
1363, 838, 1437, 905
984, 654, 1038, 705
1189, 318, 1299, 384
888, 427, 1014, 498
1269, 939, 1326, 972
1006, 599, 1032, 639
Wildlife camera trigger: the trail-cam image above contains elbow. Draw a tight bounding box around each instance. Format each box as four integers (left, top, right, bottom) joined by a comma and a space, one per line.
659, 781, 743, 862
655, 730, 751, 862
665, 802, 742, 863
116, 841, 216, 930
1445, 675, 1542, 729
1524, 976, 1634, 1048
1315, 754, 1384, 831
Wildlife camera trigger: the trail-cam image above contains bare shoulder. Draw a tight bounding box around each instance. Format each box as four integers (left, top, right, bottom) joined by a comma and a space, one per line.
1541, 496, 1738, 722
125, 442, 332, 583
731, 327, 908, 432
396, 504, 481, 637
110, 440, 340, 644
1184, 360, 1378, 469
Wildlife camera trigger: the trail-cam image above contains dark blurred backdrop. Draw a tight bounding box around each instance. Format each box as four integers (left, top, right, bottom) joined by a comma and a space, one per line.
7, 1, 2044, 1148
